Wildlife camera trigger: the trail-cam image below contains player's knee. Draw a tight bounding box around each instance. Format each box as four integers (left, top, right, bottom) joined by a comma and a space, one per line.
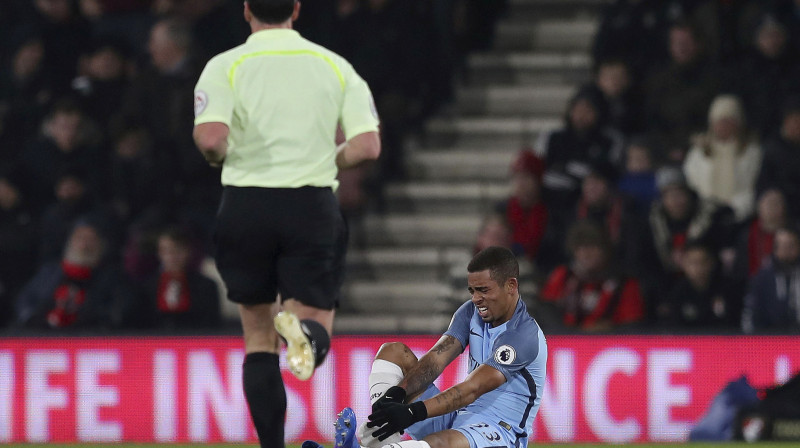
375, 342, 418, 373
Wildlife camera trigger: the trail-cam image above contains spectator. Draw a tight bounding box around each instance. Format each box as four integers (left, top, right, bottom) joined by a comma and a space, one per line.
135, 226, 220, 329
644, 20, 721, 162
493, 149, 549, 265
683, 94, 762, 221
473, 214, 512, 256
635, 166, 736, 316
30, 0, 92, 90
690, 0, 762, 64
71, 38, 131, 133
18, 97, 101, 209
585, 58, 645, 135
736, 14, 800, 139
78, 0, 154, 53
659, 241, 740, 329
14, 218, 134, 330
535, 87, 624, 209
0, 168, 38, 328
115, 17, 218, 234
539, 221, 645, 332
741, 226, 800, 334
757, 98, 800, 217
617, 136, 659, 214
591, 0, 692, 78
733, 189, 791, 279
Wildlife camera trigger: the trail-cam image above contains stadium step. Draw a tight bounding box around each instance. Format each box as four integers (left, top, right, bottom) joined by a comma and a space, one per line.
343, 280, 454, 314
494, 20, 597, 53
382, 181, 509, 214
423, 115, 560, 147
362, 214, 483, 247
408, 147, 520, 182
455, 84, 575, 116
465, 51, 591, 87
336, 0, 600, 332
346, 246, 472, 282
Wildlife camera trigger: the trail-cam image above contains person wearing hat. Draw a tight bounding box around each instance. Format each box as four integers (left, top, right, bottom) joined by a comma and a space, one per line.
534, 86, 624, 210
683, 94, 762, 221
634, 166, 736, 319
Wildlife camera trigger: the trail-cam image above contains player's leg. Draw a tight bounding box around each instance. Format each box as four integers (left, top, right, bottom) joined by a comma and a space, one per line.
214, 186, 285, 448
276, 186, 348, 379
239, 302, 286, 448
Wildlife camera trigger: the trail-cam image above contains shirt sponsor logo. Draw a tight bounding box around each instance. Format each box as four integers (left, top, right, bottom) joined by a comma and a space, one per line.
494, 345, 516, 365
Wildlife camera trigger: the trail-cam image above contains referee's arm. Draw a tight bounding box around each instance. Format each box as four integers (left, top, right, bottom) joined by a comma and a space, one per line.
335, 131, 380, 169
193, 122, 229, 167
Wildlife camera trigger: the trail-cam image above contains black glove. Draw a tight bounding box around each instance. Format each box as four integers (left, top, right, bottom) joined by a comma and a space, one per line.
372, 385, 406, 413
367, 401, 427, 441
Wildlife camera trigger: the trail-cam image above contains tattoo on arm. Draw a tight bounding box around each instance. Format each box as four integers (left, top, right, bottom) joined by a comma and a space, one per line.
432, 384, 465, 413
401, 336, 460, 397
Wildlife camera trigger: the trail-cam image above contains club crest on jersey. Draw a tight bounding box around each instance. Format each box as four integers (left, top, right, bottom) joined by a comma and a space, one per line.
194, 91, 208, 116
494, 345, 516, 365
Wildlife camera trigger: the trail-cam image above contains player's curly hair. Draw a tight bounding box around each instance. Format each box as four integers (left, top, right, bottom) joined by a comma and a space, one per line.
246, 0, 296, 24
468, 246, 519, 286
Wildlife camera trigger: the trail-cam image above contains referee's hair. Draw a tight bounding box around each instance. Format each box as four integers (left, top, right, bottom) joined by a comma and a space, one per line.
468, 246, 519, 286
247, 0, 296, 24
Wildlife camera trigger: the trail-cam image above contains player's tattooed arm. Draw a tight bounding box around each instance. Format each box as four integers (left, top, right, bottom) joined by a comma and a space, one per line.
400, 335, 462, 398
423, 364, 506, 418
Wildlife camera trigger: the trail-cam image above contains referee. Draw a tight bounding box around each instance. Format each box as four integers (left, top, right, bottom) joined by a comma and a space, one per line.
192, 1, 380, 447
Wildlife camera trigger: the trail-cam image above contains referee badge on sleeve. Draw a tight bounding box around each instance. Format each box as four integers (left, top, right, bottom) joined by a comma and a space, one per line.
494, 345, 516, 365
194, 91, 208, 116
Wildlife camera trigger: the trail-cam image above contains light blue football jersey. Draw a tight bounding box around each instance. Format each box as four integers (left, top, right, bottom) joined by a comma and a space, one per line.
444, 298, 547, 438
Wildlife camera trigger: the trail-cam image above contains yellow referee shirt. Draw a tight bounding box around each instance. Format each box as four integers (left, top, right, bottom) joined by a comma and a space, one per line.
194, 29, 380, 189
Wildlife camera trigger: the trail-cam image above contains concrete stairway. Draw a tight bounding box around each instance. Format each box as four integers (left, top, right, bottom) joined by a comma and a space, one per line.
335, 0, 602, 334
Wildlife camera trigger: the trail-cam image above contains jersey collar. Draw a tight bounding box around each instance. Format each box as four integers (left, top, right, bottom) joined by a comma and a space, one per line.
247, 28, 300, 42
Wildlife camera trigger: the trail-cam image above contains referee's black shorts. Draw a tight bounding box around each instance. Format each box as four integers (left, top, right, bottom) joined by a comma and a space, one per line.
213, 186, 348, 309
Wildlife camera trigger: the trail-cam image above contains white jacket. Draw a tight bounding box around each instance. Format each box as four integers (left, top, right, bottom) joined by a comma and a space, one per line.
683, 137, 761, 220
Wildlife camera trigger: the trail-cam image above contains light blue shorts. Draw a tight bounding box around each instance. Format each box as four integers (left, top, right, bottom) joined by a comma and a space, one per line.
405, 384, 525, 448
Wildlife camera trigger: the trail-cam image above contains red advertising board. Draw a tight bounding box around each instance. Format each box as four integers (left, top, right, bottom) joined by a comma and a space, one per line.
0, 335, 797, 444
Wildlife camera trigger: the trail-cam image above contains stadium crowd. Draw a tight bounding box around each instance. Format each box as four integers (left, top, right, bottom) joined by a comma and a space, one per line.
0, 0, 506, 332
1, 0, 799, 336
478, 0, 800, 335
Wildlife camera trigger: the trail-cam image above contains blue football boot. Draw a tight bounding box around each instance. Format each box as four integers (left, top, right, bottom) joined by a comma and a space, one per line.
334, 407, 358, 448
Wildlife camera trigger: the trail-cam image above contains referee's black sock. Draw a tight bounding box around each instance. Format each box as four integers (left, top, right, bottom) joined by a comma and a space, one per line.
243, 352, 285, 448
301, 319, 330, 367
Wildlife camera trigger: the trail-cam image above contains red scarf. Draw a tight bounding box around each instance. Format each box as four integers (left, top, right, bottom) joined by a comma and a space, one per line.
747, 219, 774, 276
47, 261, 92, 328
157, 272, 191, 313
506, 198, 547, 258
541, 266, 644, 329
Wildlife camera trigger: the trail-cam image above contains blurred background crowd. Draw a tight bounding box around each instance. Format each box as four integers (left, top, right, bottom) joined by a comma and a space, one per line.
1, 0, 799, 336
477, 0, 800, 335
0, 0, 507, 332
